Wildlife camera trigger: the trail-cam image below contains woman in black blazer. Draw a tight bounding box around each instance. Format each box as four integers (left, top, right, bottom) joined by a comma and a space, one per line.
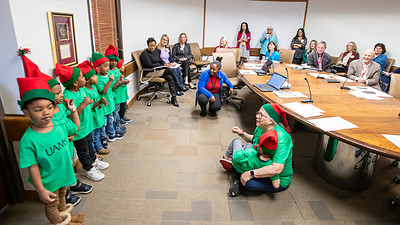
172, 33, 195, 89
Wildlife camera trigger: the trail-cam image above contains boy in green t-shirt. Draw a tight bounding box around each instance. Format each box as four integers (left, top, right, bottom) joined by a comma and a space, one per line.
116, 58, 132, 125
56, 63, 106, 182
17, 77, 84, 224
105, 45, 130, 133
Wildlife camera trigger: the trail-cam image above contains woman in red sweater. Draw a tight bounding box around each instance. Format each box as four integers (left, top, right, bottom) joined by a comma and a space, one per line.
236, 22, 251, 60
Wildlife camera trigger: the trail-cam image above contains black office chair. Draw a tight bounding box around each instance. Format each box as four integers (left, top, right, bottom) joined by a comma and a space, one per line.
389, 174, 400, 208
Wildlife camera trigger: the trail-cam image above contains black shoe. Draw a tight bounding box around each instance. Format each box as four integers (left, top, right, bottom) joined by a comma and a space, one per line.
120, 119, 128, 126
70, 179, 93, 194
171, 95, 179, 107
65, 189, 81, 206
229, 180, 241, 197
123, 117, 132, 123
177, 85, 189, 92
101, 138, 108, 149
176, 91, 183, 96
209, 110, 217, 117
200, 111, 207, 117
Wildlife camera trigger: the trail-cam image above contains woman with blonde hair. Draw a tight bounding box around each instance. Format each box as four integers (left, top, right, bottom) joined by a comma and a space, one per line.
260, 26, 278, 60
172, 33, 195, 89
214, 37, 231, 52
302, 39, 317, 64
334, 41, 359, 73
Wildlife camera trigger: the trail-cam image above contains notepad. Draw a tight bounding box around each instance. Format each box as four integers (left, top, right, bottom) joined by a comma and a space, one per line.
308, 116, 358, 132
283, 102, 324, 118
239, 70, 257, 75
273, 91, 307, 98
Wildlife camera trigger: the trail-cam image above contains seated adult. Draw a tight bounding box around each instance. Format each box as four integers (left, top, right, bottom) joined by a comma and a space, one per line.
347, 49, 381, 90
195, 58, 233, 117
261, 41, 280, 62
172, 33, 195, 89
156, 34, 188, 92
372, 43, 389, 92
259, 26, 278, 60
334, 41, 359, 73
214, 37, 231, 52
140, 37, 186, 107
220, 103, 292, 196
302, 39, 317, 64
307, 41, 333, 73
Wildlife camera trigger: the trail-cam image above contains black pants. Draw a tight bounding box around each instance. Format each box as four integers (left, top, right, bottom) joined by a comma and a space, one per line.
198, 92, 221, 113
259, 54, 265, 60
292, 57, 302, 65
73, 134, 96, 171
180, 60, 191, 82
119, 101, 127, 119
163, 68, 179, 95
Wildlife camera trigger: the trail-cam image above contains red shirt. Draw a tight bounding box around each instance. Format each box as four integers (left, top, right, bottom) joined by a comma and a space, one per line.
205, 76, 221, 93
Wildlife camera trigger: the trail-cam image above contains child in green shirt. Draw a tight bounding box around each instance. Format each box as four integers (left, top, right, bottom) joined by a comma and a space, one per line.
17, 77, 82, 224
116, 58, 132, 125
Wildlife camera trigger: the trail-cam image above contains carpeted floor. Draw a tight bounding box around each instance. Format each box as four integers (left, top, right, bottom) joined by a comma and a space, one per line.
1, 83, 399, 225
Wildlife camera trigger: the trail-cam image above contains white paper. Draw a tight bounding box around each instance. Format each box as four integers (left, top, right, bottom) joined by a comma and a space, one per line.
239, 69, 257, 75
382, 134, 400, 149
273, 91, 307, 98
244, 63, 263, 69
308, 116, 358, 132
283, 102, 324, 118
349, 91, 384, 100
348, 86, 392, 97
169, 63, 181, 69
301, 64, 311, 69
308, 73, 332, 79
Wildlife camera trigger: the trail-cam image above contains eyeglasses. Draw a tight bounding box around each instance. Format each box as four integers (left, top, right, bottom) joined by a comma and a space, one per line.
256, 111, 269, 118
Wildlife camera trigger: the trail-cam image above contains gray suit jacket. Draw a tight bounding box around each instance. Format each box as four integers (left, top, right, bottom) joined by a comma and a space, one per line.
347, 59, 381, 90
307, 51, 333, 73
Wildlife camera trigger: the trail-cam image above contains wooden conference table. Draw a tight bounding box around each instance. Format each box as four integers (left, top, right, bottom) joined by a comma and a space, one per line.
240, 62, 400, 160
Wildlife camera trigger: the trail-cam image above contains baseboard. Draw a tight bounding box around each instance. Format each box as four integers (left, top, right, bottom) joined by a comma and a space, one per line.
127, 86, 149, 109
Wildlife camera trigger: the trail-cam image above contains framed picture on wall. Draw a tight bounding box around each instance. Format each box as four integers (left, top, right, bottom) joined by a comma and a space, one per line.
47, 11, 78, 66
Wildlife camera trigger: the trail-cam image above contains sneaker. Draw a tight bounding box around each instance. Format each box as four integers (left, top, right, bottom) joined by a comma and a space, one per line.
92, 158, 109, 170
229, 180, 241, 197
86, 167, 105, 181
97, 148, 110, 155
112, 133, 124, 140
70, 179, 93, 194
120, 119, 128, 126
219, 157, 233, 171
117, 126, 126, 134
108, 135, 117, 142
124, 117, 132, 123
101, 138, 109, 149
65, 189, 81, 206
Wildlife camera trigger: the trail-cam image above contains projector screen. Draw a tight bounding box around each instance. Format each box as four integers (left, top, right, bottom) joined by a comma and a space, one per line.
204, 0, 306, 49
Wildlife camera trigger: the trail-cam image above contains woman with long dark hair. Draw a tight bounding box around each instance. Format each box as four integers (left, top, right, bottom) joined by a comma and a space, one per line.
236, 22, 251, 60
290, 28, 307, 65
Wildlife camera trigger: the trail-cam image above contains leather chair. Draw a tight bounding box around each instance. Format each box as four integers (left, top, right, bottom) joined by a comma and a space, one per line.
131, 50, 170, 106
381, 58, 396, 92
216, 48, 242, 67
212, 52, 244, 110
190, 43, 210, 75
389, 73, 400, 98
278, 49, 295, 63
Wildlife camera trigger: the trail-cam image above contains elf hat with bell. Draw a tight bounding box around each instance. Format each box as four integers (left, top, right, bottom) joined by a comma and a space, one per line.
17, 77, 55, 110
55, 63, 81, 88
77, 60, 96, 80
92, 52, 109, 68
105, 45, 119, 61
253, 130, 279, 155
17, 48, 59, 89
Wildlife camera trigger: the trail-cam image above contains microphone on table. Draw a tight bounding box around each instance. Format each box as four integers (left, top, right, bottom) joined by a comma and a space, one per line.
316, 69, 324, 79
340, 76, 351, 90
285, 68, 290, 84
302, 77, 314, 103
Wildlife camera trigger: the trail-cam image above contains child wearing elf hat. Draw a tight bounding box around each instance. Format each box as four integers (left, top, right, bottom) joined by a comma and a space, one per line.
92, 52, 125, 143
17, 49, 92, 206
105, 45, 129, 133
17, 77, 84, 224
115, 58, 132, 125
78, 60, 110, 157
56, 63, 106, 182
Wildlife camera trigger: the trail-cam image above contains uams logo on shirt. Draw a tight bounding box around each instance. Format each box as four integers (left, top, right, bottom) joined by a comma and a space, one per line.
45, 138, 68, 156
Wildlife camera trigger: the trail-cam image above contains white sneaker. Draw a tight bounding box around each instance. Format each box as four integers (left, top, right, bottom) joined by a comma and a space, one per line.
86, 167, 105, 181
92, 158, 109, 170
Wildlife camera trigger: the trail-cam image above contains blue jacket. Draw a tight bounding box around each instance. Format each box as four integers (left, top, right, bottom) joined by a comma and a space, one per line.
372, 54, 387, 73
195, 69, 233, 106
265, 51, 280, 61
260, 32, 278, 55
155, 47, 175, 64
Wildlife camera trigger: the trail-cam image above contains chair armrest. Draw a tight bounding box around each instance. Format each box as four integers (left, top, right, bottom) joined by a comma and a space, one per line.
140, 66, 166, 84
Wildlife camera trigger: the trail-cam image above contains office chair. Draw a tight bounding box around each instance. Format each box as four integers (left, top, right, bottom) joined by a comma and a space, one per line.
278, 49, 295, 64
216, 48, 242, 67
131, 50, 170, 106
212, 52, 245, 110
190, 43, 210, 78
389, 174, 400, 208
381, 58, 395, 92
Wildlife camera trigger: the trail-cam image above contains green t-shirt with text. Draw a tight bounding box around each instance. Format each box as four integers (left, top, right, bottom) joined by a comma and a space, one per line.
82, 87, 106, 129
94, 73, 115, 115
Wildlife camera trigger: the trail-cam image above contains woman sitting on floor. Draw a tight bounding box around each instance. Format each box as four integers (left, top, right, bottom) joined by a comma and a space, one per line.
195, 57, 233, 117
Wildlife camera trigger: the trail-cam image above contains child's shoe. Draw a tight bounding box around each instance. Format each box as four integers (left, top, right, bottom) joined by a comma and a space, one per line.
97, 148, 110, 155
92, 158, 109, 170
86, 167, 105, 181
219, 156, 233, 171
101, 138, 109, 149
123, 117, 132, 123
65, 189, 81, 206
70, 179, 93, 194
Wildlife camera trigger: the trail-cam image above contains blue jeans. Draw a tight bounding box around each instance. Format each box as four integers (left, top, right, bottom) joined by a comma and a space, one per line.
233, 170, 286, 193
91, 129, 103, 152
113, 104, 126, 134
105, 113, 115, 136
172, 67, 183, 85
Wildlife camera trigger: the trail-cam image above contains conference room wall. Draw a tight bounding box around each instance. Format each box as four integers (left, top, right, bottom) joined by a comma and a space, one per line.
305, 0, 400, 67
1, 0, 93, 115
204, 0, 306, 49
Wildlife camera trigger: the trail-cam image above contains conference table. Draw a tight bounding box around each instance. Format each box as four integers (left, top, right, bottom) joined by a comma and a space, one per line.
239, 62, 400, 190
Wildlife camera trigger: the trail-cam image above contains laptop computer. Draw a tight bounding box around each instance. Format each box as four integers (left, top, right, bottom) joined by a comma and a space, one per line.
254, 60, 273, 75
253, 72, 287, 92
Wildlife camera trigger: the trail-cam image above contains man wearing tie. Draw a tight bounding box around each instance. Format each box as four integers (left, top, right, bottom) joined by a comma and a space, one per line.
307, 41, 333, 73
347, 49, 381, 90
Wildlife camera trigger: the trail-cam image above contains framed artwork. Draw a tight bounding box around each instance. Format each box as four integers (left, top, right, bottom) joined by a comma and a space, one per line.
47, 11, 78, 66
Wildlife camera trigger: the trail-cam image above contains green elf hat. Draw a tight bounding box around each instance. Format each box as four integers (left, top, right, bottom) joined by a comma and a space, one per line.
92, 52, 109, 68
55, 63, 81, 88
262, 103, 290, 133
77, 60, 96, 80
17, 48, 59, 89
105, 45, 119, 61
253, 130, 279, 155
116, 58, 124, 69
17, 77, 55, 110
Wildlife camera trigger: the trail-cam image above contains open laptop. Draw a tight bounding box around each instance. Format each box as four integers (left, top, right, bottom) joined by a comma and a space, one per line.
253, 72, 287, 92
254, 59, 273, 75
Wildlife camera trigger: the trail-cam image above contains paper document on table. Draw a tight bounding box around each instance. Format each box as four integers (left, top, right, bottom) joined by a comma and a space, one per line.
301, 64, 311, 69
331, 75, 355, 82
239, 70, 257, 75
382, 134, 400, 149
244, 63, 263, 69
308, 116, 358, 132
348, 86, 392, 97
169, 63, 181, 69
349, 91, 384, 100
308, 73, 332, 79
273, 91, 307, 98
283, 102, 324, 118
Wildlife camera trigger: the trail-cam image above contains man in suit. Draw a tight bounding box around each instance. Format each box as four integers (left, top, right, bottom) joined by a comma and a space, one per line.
347, 49, 381, 90
307, 41, 333, 73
